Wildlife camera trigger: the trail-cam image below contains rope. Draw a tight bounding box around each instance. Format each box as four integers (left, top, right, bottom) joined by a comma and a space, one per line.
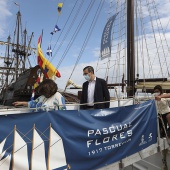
152, 0, 170, 76
48, 0, 66, 49
0, 97, 160, 113
95, 0, 127, 98
49, 0, 79, 62
104, 0, 115, 80
146, 0, 166, 78
115, 1, 126, 86
63, 0, 105, 93
56, 0, 95, 68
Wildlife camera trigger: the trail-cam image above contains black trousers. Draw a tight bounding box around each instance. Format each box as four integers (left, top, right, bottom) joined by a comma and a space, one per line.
159, 113, 169, 137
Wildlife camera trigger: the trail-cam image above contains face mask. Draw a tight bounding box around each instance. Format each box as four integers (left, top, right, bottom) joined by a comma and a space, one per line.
84, 74, 90, 81
153, 92, 160, 96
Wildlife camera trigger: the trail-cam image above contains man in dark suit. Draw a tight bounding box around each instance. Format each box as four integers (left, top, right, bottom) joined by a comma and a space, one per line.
80, 66, 110, 110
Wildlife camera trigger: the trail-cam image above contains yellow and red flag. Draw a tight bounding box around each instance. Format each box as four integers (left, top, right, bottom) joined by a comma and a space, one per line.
37, 35, 61, 78
58, 3, 63, 14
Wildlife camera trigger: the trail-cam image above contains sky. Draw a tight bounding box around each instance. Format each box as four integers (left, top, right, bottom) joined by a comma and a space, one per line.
0, 0, 110, 91
0, 0, 170, 97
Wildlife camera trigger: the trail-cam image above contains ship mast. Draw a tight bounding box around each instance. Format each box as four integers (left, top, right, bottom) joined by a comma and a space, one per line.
127, 0, 135, 97
11, 11, 31, 81
23, 29, 27, 71
0, 11, 36, 91
15, 11, 21, 80
4, 36, 12, 87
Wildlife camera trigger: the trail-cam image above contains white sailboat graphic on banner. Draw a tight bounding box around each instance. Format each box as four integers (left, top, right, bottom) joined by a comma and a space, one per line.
0, 124, 67, 170
31, 125, 47, 170
0, 124, 68, 170
0, 138, 11, 170
0, 138, 6, 160
0, 126, 29, 170
13, 128, 29, 170
48, 125, 67, 170
0, 154, 11, 170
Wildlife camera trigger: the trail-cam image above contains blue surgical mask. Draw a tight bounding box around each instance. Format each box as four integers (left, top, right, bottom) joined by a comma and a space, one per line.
84, 74, 90, 81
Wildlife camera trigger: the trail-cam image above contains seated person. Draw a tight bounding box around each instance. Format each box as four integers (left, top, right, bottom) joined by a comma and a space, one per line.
13, 79, 66, 111
153, 85, 170, 137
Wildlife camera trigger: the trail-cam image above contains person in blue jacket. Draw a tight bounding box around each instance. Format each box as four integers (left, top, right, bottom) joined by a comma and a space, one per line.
13, 79, 66, 111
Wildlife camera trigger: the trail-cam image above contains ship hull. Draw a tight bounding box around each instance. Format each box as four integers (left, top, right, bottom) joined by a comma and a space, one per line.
0, 65, 42, 106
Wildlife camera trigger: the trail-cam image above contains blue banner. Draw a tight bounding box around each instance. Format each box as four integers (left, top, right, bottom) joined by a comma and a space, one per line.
0, 100, 157, 170
100, 13, 118, 60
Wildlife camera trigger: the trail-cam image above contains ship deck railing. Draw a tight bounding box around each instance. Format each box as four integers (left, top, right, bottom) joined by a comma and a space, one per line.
0, 98, 170, 170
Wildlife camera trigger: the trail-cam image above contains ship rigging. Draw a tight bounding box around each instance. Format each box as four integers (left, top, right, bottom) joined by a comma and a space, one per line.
0, 11, 40, 105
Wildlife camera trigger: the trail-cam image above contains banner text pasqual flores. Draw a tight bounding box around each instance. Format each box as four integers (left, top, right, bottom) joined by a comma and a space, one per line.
87, 122, 133, 148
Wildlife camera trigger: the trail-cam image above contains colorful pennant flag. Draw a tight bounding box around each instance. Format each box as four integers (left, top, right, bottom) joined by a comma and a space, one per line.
37, 35, 61, 78
50, 25, 61, 35
46, 45, 52, 56
58, 3, 63, 14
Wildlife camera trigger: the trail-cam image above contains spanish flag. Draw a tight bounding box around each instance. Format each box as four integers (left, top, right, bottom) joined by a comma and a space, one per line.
37, 35, 61, 78
58, 3, 63, 14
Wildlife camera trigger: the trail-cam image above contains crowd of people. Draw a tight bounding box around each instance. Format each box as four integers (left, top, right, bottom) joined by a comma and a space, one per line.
12, 65, 170, 138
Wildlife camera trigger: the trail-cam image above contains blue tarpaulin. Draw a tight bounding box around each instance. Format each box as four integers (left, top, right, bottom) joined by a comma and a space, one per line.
0, 100, 157, 170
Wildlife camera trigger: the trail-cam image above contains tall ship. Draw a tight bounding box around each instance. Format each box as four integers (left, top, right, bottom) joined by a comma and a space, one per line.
0, 10, 78, 106
0, 10, 41, 106
0, 1, 170, 104
64, 0, 170, 97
